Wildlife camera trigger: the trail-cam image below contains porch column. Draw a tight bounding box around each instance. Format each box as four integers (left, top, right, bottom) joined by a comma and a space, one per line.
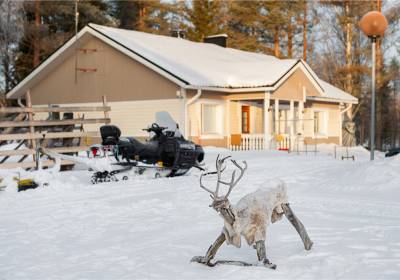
181, 88, 187, 138
263, 92, 270, 149
226, 99, 231, 148
339, 103, 343, 146
298, 100, 304, 135
300, 86, 306, 135
289, 100, 295, 150
274, 99, 280, 134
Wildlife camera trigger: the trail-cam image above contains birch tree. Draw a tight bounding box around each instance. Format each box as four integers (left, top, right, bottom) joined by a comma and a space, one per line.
0, 0, 24, 96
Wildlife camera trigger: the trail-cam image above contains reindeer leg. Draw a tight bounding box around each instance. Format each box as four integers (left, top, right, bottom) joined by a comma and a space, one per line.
282, 203, 313, 250
255, 240, 276, 269
191, 233, 226, 266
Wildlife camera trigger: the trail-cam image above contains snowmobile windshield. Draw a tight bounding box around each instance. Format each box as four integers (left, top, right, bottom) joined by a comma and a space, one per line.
155, 111, 182, 138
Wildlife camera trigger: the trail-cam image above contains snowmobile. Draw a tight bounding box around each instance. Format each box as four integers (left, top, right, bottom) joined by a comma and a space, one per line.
88, 111, 205, 183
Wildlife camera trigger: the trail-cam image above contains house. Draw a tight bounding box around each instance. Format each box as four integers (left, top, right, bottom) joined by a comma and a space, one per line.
6, 24, 358, 150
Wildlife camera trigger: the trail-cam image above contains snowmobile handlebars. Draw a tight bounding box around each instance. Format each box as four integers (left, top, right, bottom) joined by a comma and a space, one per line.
142, 123, 168, 134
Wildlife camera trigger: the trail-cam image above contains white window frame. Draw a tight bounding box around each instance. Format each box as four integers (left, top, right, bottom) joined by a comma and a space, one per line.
200, 100, 224, 139
313, 109, 329, 138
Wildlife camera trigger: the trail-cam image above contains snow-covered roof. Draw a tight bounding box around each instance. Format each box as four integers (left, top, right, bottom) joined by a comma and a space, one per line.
6, 23, 357, 104
89, 24, 298, 88
317, 81, 358, 104
89, 24, 357, 103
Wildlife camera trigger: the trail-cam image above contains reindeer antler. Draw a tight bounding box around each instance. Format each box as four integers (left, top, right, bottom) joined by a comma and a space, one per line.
223, 159, 247, 199
199, 154, 247, 201
199, 154, 230, 198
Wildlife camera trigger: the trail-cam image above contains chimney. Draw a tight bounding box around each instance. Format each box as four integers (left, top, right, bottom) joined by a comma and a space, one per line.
170, 29, 186, 39
203, 34, 228, 47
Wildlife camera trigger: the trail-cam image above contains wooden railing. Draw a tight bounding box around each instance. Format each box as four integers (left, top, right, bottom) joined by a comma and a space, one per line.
230, 134, 265, 151
229, 133, 293, 151
0, 93, 111, 169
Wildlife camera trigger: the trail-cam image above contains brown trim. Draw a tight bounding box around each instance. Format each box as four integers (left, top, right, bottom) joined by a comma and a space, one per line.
304, 136, 340, 145
190, 137, 228, 148
241, 105, 250, 134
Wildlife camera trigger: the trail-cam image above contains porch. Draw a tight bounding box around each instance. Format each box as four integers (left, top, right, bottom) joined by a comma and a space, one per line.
226, 94, 306, 151
188, 93, 315, 151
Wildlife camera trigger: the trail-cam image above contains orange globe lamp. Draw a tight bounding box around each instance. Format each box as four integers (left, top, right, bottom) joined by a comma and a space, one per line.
359, 11, 388, 160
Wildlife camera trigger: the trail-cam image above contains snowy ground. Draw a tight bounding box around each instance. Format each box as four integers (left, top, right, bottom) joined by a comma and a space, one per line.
1, 146, 400, 280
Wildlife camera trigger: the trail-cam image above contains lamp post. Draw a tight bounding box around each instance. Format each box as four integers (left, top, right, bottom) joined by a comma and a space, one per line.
359, 11, 388, 160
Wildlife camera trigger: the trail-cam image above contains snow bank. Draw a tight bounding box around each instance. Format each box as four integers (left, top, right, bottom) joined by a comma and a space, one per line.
1, 150, 400, 279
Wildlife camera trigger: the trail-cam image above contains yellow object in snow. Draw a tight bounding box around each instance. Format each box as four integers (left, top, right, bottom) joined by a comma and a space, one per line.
15, 178, 39, 192
18, 179, 36, 187
275, 134, 285, 142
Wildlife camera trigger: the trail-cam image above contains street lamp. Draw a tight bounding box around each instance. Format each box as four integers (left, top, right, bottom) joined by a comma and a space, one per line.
359, 11, 388, 160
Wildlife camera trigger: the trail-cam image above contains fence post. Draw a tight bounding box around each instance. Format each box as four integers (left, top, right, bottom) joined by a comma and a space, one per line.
334, 145, 337, 159
102, 95, 109, 119
25, 90, 37, 168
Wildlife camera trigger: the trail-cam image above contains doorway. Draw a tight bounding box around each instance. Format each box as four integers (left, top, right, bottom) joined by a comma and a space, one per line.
241, 106, 250, 134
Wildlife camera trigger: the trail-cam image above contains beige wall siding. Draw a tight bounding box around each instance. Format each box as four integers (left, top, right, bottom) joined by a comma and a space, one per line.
33, 99, 183, 137
304, 137, 340, 145
30, 35, 180, 105
253, 105, 264, 134
273, 68, 321, 101
303, 106, 315, 136
109, 99, 183, 137
189, 137, 228, 147
227, 101, 264, 135
229, 101, 241, 134
188, 101, 201, 137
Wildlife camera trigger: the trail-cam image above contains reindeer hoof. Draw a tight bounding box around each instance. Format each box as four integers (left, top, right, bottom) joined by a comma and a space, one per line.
305, 241, 314, 251
191, 256, 215, 267
191, 255, 206, 263
263, 259, 277, 270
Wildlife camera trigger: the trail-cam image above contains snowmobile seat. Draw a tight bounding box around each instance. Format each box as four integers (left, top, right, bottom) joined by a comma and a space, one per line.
100, 125, 121, 146
126, 137, 159, 155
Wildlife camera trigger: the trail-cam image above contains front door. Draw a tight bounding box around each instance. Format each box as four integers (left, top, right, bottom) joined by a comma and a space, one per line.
241, 106, 250, 134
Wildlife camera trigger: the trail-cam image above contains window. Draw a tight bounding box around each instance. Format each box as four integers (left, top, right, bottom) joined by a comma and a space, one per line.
202, 104, 218, 134
314, 111, 328, 135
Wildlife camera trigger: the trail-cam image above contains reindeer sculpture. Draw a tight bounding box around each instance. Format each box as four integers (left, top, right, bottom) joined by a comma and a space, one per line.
191, 156, 313, 269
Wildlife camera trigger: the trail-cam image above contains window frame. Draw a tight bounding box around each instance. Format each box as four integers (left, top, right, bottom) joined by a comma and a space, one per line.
200, 101, 224, 138
313, 109, 329, 138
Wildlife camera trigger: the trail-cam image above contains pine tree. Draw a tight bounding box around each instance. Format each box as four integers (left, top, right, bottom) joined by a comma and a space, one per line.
302, 0, 308, 61
110, 1, 172, 34
14, 0, 111, 84
226, 1, 264, 52
0, 0, 24, 95
185, 0, 224, 42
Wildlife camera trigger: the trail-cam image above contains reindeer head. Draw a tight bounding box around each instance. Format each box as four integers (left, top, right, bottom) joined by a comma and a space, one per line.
199, 155, 247, 213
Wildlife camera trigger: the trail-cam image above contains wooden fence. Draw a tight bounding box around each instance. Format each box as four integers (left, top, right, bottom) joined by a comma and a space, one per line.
0, 93, 110, 169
